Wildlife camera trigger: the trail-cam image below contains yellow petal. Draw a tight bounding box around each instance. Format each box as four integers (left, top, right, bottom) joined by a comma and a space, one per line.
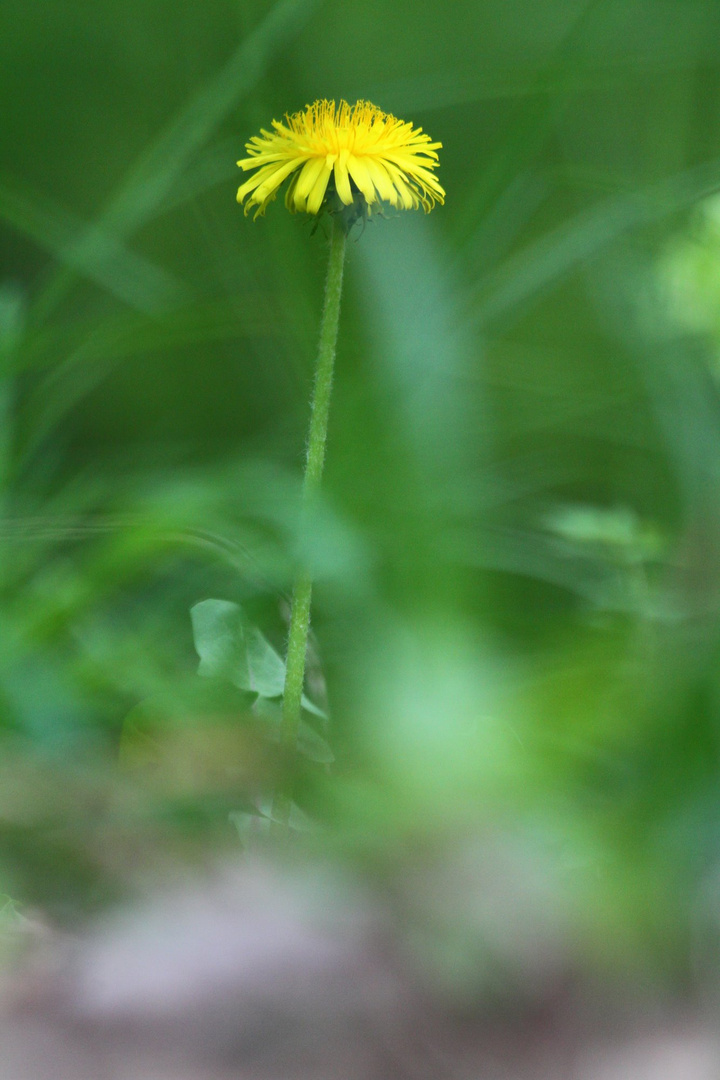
346, 156, 377, 205
306, 161, 333, 215
333, 149, 353, 205
382, 160, 416, 209
236, 161, 286, 202
253, 158, 303, 203
285, 172, 301, 211
364, 158, 399, 205
295, 156, 328, 200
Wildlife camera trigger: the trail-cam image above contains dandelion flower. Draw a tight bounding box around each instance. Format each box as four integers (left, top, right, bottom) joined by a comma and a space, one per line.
236, 99, 445, 221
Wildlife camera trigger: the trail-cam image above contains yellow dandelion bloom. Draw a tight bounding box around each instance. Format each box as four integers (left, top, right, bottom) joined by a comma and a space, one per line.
236, 99, 445, 221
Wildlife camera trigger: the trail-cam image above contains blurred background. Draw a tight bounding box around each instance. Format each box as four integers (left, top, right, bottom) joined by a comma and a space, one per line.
4, 0, 720, 1073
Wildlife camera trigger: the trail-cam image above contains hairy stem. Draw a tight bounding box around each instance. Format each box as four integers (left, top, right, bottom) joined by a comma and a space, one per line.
273, 218, 346, 828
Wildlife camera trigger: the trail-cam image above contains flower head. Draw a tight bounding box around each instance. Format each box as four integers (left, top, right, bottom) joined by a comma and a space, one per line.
236, 99, 444, 223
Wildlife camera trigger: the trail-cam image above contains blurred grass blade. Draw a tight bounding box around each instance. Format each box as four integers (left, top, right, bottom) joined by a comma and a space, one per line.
358, 216, 477, 485
0, 179, 184, 314
470, 156, 720, 329
99, 0, 319, 235
448, 0, 604, 247
31, 0, 320, 324
18, 301, 270, 460
0, 282, 25, 368
473, 194, 651, 328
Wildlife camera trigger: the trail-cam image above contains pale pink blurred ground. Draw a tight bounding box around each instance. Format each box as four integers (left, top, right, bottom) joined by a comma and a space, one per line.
1, 856, 718, 1080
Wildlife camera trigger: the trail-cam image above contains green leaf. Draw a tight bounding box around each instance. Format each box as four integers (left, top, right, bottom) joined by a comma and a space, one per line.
245, 625, 286, 697
190, 599, 250, 688
190, 599, 328, 721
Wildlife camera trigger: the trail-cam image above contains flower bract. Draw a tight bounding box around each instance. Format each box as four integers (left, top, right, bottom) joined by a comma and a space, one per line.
236, 99, 445, 221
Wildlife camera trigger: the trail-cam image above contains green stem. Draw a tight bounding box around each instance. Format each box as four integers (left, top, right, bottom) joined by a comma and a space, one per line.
273, 217, 346, 828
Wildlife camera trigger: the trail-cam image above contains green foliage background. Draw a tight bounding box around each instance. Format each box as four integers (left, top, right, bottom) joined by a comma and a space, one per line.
4, 0, 720, 991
